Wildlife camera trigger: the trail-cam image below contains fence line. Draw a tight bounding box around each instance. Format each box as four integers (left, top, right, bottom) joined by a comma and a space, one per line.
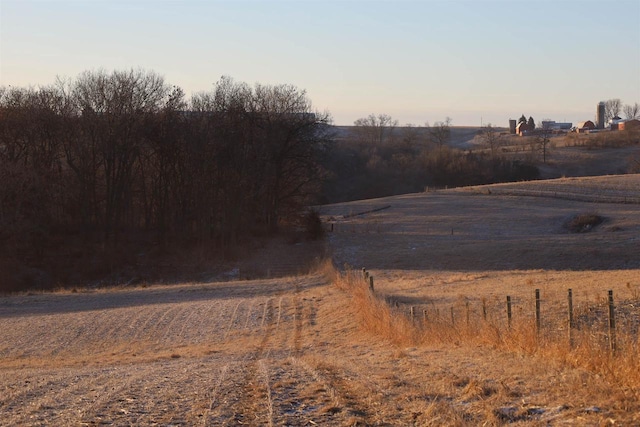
358, 268, 635, 354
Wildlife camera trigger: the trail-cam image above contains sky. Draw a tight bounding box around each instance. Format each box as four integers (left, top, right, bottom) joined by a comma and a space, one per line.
1, 0, 639, 127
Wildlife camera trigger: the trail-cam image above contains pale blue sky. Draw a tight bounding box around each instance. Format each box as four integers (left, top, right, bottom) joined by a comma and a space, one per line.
1, 0, 639, 126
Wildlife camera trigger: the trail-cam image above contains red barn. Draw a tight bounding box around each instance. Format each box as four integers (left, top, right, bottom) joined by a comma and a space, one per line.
576, 120, 595, 133
516, 122, 529, 136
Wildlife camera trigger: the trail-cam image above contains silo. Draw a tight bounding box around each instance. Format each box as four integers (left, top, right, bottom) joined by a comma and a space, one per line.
509, 119, 516, 134
597, 102, 605, 129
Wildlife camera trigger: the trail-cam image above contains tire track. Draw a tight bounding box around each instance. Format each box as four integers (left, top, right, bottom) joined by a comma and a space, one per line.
206, 297, 279, 426
200, 364, 230, 426
223, 301, 243, 340
292, 283, 304, 356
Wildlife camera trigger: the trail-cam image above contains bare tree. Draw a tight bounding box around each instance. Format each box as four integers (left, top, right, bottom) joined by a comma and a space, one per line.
353, 113, 398, 144
535, 126, 552, 163
605, 98, 622, 122
427, 117, 452, 151
71, 69, 174, 240
252, 82, 332, 231
400, 123, 422, 150
623, 102, 640, 119
481, 124, 501, 158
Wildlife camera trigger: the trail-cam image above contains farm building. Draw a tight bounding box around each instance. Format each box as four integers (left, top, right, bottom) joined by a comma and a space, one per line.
541, 120, 572, 130
576, 120, 595, 133
614, 119, 640, 131
607, 115, 623, 128
516, 121, 529, 136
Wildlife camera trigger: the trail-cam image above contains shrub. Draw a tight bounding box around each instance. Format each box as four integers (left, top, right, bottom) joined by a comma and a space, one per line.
304, 209, 325, 241
564, 213, 604, 233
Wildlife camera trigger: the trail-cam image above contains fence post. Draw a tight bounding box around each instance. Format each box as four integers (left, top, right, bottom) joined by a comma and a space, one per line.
466, 301, 470, 328
482, 298, 487, 321
608, 290, 616, 353
369, 276, 374, 293
568, 288, 574, 348
423, 309, 428, 323
410, 306, 415, 321
535, 289, 541, 334
507, 296, 512, 329
450, 306, 455, 325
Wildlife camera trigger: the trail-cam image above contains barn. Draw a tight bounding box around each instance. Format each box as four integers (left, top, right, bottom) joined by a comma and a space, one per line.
516, 122, 529, 136
576, 120, 595, 133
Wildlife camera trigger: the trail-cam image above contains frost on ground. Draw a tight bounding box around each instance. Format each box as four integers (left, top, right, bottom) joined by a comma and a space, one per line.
3, 175, 640, 425
1, 273, 636, 425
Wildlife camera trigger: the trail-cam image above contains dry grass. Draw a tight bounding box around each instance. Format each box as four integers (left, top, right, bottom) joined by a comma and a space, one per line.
332, 265, 640, 421
3, 175, 640, 425
320, 174, 640, 423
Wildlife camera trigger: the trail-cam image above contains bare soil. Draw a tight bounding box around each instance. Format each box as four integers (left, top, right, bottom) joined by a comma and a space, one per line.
2, 175, 640, 425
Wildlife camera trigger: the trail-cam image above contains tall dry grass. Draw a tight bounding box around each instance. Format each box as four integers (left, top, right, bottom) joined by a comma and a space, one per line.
332, 266, 640, 406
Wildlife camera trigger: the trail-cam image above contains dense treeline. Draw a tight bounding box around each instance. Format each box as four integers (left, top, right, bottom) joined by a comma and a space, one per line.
0, 70, 331, 290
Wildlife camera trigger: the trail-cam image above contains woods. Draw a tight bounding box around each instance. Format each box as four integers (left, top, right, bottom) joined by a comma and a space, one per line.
0, 71, 331, 290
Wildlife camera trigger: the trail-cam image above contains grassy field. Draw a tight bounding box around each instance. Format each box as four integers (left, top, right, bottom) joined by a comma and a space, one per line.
1, 174, 640, 425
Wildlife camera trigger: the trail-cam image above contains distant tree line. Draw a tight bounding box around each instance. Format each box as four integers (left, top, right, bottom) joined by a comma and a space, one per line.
321, 116, 539, 203
0, 70, 331, 289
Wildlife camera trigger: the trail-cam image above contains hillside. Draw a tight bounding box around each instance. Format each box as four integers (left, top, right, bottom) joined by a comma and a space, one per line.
1, 175, 640, 425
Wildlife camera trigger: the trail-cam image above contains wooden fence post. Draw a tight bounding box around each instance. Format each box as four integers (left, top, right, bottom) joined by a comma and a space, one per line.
423, 309, 428, 323
450, 306, 455, 325
608, 290, 616, 353
535, 289, 541, 334
410, 306, 415, 320
369, 276, 374, 292
507, 296, 512, 329
466, 301, 470, 327
568, 288, 574, 348
482, 298, 487, 321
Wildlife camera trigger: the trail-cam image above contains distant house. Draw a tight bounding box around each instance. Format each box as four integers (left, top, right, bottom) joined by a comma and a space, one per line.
615, 119, 640, 131
576, 120, 595, 133
516, 121, 529, 136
